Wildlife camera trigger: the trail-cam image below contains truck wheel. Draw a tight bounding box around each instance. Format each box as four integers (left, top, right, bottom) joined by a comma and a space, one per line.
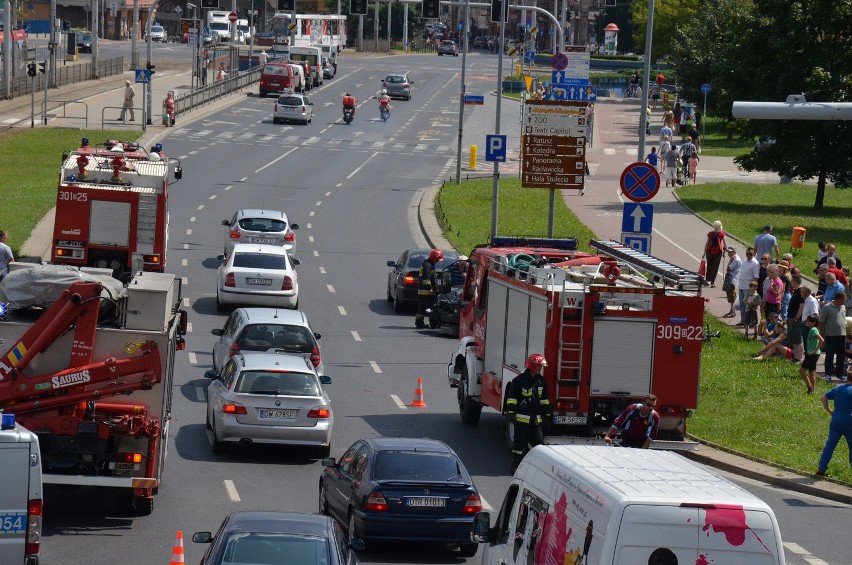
458, 369, 482, 425
115, 492, 154, 516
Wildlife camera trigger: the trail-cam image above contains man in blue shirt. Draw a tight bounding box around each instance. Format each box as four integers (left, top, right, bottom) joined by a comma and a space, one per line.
754, 225, 780, 263
817, 378, 852, 475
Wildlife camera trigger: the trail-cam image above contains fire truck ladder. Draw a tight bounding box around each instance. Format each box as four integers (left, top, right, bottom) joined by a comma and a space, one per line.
557, 289, 584, 401
137, 193, 158, 245
589, 240, 704, 293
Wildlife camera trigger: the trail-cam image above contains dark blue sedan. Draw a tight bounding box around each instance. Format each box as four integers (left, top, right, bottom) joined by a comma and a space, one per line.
319, 437, 481, 556
193, 511, 363, 564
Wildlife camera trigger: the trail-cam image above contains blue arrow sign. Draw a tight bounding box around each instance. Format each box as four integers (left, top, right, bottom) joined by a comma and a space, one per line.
135, 69, 151, 84
622, 203, 654, 234
550, 85, 596, 102
524, 51, 536, 63
701, 83, 711, 94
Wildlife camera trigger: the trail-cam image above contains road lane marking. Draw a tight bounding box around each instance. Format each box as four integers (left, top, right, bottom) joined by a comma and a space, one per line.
307, 223, 312, 229
181, 258, 188, 266
309, 211, 315, 216
481, 496, 493, 511
223, 480, 241, 502
224, 185, 232, 191
188, 352, 197, 364
240, 176, 248, 181
783, 543, 829, 564
183, 243, 189, 249
182, 276, 188, 286
255, 146, 298, 173
186, 229, 192, 235
186, 322, 193, 333
208, 194, 217, 200
313, 250, 319, 257
369, 361, 382, 373
183, 297, 190, 307
195, 386, 205, 402
338, 306, 347, 316
319, 266, 326, 274
351, 331, 361, 342
325, 191, 331, 196
327, 284, 335, 293
336, 183, 342, 187
316, 201, 322, 206
390, 394, 407, 409
346, 151, 379, 179
197, 204, 204, 210
190, 216, 196, 222
309, 235, 314, 242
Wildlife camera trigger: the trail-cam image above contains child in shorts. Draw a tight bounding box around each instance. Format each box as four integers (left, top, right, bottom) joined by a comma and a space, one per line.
800, 313, 824, 394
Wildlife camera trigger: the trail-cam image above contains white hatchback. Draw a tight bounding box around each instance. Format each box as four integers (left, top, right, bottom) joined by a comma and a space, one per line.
273, 92, 313, 124
217, 244, 299, 311
222, 209, 298, 256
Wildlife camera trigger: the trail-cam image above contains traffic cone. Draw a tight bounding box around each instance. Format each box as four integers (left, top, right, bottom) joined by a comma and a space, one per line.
169, 530, 185, 565
410, 377, 427, 408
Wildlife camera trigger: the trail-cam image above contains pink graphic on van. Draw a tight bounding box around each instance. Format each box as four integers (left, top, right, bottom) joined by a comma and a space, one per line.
694, 553, 710, 565
701, 504, 771, 552
539, 492, 572, 565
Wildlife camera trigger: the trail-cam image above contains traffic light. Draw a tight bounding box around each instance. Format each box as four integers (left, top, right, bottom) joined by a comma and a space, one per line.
38, 61, 47, 74
349, 0, 367, 15
146, 61, 156, 76
27, 63, 37, 77
490, 0, 508, 23
280, 0, 296, 11
422, 0, 440, 20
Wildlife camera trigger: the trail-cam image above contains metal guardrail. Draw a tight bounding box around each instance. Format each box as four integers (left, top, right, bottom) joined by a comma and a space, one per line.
100, 105, 145, 130
0, 57, 124, 99
173, 66, 261, 118
41, 99, 89, 128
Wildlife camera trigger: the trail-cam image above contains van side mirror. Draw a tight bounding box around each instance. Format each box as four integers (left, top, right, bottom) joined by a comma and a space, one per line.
204, 370, 218, 379
290, 223, 299, 230
320, 375, 332, 384
471, 511, 491, 543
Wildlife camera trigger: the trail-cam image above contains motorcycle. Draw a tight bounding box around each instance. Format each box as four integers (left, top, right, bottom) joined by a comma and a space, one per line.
343, 107, 354, 125
379, 105, 390, 121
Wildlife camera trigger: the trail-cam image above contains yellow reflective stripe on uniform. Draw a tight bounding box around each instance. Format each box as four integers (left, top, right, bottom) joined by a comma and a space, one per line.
515, 415, 531, 423
505, 398, 518, 406
521, 390, 533, 397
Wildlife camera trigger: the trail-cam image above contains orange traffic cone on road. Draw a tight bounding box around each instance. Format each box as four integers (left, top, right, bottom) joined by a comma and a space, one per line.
410, 377, 427, 408
169, 530, 185, 564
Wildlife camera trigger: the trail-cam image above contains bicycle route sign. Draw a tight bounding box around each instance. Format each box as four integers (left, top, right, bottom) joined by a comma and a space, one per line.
620, 162, 660, 203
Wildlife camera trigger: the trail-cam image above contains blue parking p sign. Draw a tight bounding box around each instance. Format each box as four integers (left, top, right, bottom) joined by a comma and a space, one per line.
485, 135, 507, 162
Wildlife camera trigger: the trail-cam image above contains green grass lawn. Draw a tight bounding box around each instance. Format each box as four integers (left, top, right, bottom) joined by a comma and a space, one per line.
697, 116, 755, 158
439, 177, 852, 484
0, 129, 133, 256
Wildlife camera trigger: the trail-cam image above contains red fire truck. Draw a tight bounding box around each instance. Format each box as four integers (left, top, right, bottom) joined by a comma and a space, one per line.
51, 139, 182, 275
0, 269, 187, 515
446, 238, 706, 446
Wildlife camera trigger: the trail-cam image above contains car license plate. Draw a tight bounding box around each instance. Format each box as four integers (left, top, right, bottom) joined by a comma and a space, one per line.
250, 238, 276, 244
108, 462, 140, 471
406, 497, 447, 508
0, 512, 26, 533
259, 409, 296, 419
554, 415, 587, 425
246, 278, 272, 286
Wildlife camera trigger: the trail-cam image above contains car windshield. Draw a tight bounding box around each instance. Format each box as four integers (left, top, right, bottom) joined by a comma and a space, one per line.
151, 26, 163, 32
235, 370, 320, 396
374, 450, 464, 482
238, 218, 286, 232
406, 252, 457, 270
233, 253, 287, 270
278, 96, 303, 106
219, 532, 328, 564
81, 34, 93, 42
237, 324, 314, 353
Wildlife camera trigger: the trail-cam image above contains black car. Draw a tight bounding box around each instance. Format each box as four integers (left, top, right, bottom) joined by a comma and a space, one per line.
193, 511, 363, 564
77, 32, 93, 53
386, 249, 459, 312
319, 437, 481, 556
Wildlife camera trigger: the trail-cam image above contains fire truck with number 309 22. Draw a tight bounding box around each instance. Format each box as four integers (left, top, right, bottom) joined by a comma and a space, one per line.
51, 139, 182, 277
446, 238, 707, 447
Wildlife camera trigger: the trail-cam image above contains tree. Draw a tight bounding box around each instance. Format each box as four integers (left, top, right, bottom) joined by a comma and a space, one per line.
630, 0, 698, 63
729, 0, 852, 209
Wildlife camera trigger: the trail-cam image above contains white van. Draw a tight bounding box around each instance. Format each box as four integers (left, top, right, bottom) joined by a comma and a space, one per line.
207, 10, 231, 42
0, 417, 43, 565
288, 63, 306, 93
316, 44, 338, 73
472, 445, 785, 565
289, 45, 323, 86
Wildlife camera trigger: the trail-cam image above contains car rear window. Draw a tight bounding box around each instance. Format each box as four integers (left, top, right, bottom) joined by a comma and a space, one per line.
235, 370, 320, 396
219, 532, 328, 563
233, 253, 287, 270
237, 324, 315, 353
406, 252, 458, 270
263, 66, 290, 76
387, 76, 404, 84
373, 450, 464, 482
238, 218, 287, 232
278, 96, 303, 106
210, 22, 228, 30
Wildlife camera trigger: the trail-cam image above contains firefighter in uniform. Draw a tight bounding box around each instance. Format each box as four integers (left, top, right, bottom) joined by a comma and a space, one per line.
415, 249, 444, 328
506, 354, 551, 472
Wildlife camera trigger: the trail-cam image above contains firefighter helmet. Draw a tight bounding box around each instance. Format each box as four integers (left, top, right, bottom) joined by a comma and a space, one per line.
428, 249, 444, 263
525, 354, 547, 371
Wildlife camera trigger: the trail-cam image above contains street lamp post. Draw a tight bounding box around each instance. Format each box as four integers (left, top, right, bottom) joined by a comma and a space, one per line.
637, 0, 655, 162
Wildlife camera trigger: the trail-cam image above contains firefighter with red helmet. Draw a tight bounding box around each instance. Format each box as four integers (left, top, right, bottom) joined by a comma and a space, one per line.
415, 249, 444, 328
506, 354, 552, 472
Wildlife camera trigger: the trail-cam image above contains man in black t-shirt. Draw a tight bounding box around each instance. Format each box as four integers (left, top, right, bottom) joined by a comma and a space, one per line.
786, 273, 804, 361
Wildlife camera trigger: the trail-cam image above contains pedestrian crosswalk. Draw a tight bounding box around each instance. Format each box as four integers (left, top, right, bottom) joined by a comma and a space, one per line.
167, 129, 462, 155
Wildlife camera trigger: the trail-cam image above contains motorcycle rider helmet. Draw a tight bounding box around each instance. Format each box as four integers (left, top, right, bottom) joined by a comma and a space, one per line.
381, 88, 387, 95
345, 92, 351, 96
428, 249, 444, 263
525, 353, 547, 372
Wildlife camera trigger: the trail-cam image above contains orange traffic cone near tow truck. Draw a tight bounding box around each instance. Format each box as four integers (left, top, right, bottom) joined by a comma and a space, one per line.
410, 376, 427, 408
169, 530, 185, 564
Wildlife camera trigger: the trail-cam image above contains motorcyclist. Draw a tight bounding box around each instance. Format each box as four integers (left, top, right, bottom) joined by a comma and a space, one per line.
342, 92, 356, 120
506, 354, 551, 473
415, 248, 443, 328
378, 88, 392, 117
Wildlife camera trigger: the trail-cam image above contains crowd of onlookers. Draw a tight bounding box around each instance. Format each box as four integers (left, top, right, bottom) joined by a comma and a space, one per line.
704, 224, 850, 393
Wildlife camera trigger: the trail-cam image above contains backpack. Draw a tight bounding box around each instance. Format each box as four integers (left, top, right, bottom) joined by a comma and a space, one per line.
708, 232, 721, 254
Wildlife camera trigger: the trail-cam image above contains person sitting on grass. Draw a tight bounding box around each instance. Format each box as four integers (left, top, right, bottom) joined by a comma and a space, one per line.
754, 319, 797, 362
758, 311, 784, 344
800, 314, 824, 394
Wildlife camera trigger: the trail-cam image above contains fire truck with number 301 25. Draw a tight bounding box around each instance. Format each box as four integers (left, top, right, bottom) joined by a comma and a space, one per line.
51, 139, 182, 277
0, 268, 187, 515
446, 238, 707, 448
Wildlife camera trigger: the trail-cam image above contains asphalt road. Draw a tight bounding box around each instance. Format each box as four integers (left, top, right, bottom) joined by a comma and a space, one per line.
30, 49, 851, 565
